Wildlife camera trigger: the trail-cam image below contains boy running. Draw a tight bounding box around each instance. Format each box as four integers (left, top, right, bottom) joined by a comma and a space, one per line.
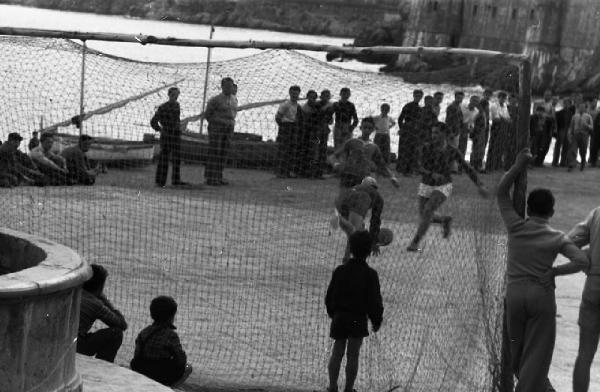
325, 230, 383, 392
407, 122, 488, 252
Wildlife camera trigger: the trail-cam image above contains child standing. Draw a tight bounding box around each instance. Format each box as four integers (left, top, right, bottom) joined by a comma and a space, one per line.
130, 296, 192, 388
325, 230, 384, 392
372, 103, 395, 164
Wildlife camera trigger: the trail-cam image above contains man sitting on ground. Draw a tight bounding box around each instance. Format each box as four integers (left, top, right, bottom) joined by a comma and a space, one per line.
61, 134, 99, 185
77, 264, 128, 363
0, 132, 45, 187
30, 132, 72, 185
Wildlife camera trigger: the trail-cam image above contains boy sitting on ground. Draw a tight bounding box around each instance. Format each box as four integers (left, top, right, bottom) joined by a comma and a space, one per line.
130, 296, 192, 388
325, 230, 384, 392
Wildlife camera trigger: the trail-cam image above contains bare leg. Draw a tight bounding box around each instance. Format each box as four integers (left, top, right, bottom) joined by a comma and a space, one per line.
344, 338, 363, 392
573, 327, 600, 392
408, 192, 447, 251
328, 339, 347, 391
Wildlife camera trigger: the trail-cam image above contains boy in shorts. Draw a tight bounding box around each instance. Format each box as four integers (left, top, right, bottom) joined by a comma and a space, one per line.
130, 296, 192, 388
325, 230, 384, 392
407, 122, 488, 252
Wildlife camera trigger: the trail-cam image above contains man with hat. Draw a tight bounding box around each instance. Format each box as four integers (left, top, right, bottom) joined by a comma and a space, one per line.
61, 134, 99, 185
0, 133, 45, 187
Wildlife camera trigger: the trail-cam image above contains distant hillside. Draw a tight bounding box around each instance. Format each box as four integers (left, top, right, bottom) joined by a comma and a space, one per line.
0, 0, 407, 38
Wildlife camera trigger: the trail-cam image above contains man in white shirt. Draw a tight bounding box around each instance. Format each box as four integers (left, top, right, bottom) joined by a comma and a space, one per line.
460, 96, 480, 166
485, 91, 511, 172
372, 103, 395, 164
275, 85, 302, 178
567, 102, 593, 172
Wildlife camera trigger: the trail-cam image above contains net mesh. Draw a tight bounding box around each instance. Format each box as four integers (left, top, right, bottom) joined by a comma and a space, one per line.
0, 35, 512, 391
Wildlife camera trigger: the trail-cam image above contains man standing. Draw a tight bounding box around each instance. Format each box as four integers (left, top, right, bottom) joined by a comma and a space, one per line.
570, 206, 600, 392
433, 91, 444, 119
567, 102, 593, 172
77, 264, 128, 363
460, 96, 480, 167
589, 98, 600, 167
275, 85, 302, 178
396, 89, 423, 176
151, 87, 187, 187
486, 91, 511, 172
314, 89, 334, 179
205, 77, 237, 186
61, 134, 99, 185
332, 87, 359, 148
470, 99, 489, 173
372, 103, 395, 164
535, 89, 557, 166
445, 91, 464, 173
553, 98, 575, 167
298, 90, 320, 178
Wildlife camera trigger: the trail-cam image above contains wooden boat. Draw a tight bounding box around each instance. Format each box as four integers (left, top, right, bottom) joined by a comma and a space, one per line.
143, 131, 279, 169
52, 133, 155, 167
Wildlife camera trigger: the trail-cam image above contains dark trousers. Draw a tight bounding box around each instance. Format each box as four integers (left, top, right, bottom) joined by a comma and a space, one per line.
77, 327, 123, 363
206, 125, 233, 182
531, 132, 551, 167
568, 132, 590, 170
296, 126, 318, 177
313, 126, 330, 177
506, 281, 556, 392
486, 120, 509, 171
155, 133, 181, 186
276, 122, 299, 176
396, 132, 419, 174
504, 123, 518, 171
590, 127, 600, 166
131, 357, 185, 386
470, 128, 489, 170
373, 133, 391, 164
552, 128, 569, 167
37, 164, 70, 185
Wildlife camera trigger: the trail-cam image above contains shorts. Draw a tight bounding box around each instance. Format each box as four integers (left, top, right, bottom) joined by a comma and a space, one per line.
330, 312, 369, 340
418, 182, 453, 198
335, 188, 372, 218
578, 275, 600, 332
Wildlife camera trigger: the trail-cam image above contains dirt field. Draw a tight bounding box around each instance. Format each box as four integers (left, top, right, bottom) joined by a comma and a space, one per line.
2, 163, 598, 392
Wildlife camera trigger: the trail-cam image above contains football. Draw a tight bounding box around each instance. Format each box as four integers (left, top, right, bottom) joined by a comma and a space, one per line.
378, 228, 394, 246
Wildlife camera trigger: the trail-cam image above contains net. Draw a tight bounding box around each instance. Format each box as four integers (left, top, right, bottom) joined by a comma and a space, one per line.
0, 35, 514, 391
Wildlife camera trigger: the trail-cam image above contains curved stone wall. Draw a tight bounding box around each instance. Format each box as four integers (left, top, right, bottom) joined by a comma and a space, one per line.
0, 228, 92, 392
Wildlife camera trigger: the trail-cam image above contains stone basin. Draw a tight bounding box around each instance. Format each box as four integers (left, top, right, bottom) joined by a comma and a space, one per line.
0, 227, 92, 392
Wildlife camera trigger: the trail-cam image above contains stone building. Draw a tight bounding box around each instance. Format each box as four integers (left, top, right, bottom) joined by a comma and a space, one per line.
402, 0, 600, 91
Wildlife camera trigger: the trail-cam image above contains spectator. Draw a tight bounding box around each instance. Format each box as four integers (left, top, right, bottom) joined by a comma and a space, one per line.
433, 91, 444, 119
445, 91, 464, 173
30, 132, 71, 185
150, 87, 187, 187
504, 94, 520, 170
485, 91, 511, 171
460, 96, 480, 170
0, 133, 44, 187
553, 98, 575, 167
298, 90, 320, 177
332, 88, 359, 148
530, 106, 548, 167
205, 77, 238, 186
589, 98, 600, 167
567, 102, 593, 172
372, 103, 395, 164
28, 131, 39, 151
61, 135, 98, 185
131, 296, 192, 388
77, 264, 128, 363
325, 230, 383, 392
470, 99, 489, 173
275, 85, 302, 178
313, 89, 334, 179
396, 89, 423, 176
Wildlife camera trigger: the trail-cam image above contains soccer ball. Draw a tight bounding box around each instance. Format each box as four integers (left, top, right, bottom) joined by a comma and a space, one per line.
377, 228, 394, 246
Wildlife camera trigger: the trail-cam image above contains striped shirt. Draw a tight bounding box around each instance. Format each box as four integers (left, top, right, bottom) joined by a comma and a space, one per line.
569, 207, 600, 275
78, 290, 127, 336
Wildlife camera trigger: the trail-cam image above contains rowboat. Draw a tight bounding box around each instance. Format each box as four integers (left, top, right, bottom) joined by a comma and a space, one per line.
52, 133, 155, 166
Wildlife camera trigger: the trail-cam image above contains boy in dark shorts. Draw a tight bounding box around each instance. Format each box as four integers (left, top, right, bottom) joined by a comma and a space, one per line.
325, 230, 384, 392
130, 296, 192, 388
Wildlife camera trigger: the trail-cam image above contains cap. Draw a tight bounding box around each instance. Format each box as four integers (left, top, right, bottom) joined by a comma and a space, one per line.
361, 176, 378, 189
7, 132, 23, 141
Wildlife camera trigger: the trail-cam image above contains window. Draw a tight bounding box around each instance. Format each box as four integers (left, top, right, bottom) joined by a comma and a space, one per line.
512, 8, 518, 19
492, 6, 497, 18
472, 4, 478, 16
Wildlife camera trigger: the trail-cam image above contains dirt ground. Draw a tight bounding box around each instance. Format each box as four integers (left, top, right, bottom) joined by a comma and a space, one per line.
2, 162, 599, 391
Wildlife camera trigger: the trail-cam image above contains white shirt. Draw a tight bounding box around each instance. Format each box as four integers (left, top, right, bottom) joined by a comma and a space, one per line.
372, 114, 395, 135
490, 102, 510, 121
461, 104, 480, 130
276, 100, 299, 123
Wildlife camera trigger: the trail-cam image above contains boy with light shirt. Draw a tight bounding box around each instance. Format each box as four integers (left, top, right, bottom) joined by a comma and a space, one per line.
372, 103, 395, 164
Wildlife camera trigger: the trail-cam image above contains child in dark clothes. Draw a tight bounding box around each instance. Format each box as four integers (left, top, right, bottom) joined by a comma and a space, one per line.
325, 230, 384, 392
130, 296, 192, 387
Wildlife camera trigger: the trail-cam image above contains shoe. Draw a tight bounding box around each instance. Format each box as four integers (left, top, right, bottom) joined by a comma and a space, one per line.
442, 217, 453, 239
406, 243, 421, 252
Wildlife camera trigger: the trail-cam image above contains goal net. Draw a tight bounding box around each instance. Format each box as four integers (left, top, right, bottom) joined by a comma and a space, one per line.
0, 34, 519, 391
